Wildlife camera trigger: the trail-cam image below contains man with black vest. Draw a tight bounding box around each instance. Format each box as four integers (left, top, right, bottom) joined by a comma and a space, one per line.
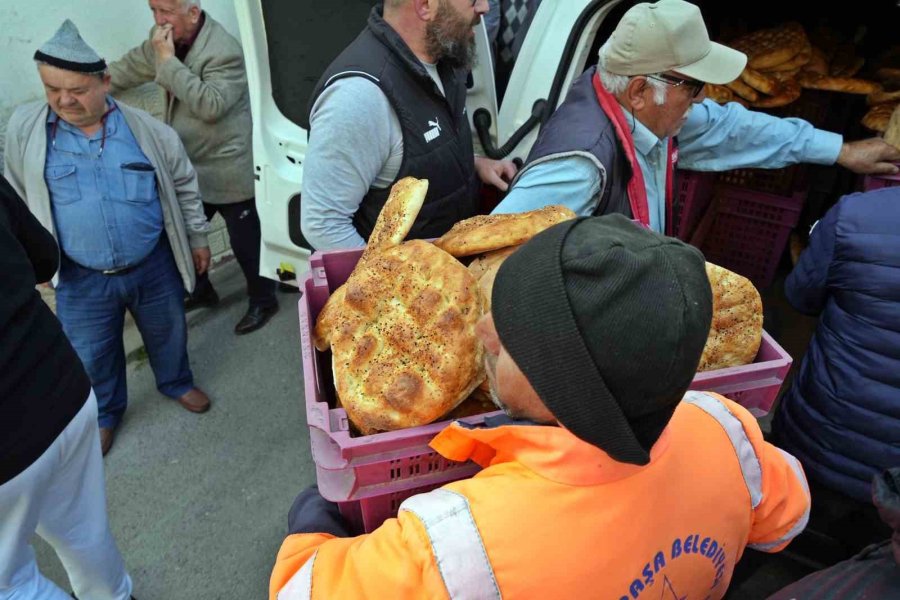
493, 0, 900, 235
301, 0, 517, 251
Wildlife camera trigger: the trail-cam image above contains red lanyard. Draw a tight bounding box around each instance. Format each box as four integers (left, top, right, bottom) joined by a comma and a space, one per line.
591, 73, 678, 234
51, 104, 118, 157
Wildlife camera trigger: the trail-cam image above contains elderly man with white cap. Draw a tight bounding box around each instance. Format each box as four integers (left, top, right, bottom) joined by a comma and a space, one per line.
4, 20, 212, 456
493, 0, 900, 234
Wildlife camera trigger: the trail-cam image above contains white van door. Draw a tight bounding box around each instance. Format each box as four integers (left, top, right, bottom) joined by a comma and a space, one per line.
491, 0, 627, 165
235, 0, 379, 284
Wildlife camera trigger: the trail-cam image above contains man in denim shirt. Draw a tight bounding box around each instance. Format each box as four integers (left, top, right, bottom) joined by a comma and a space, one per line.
5, 20, 212, 455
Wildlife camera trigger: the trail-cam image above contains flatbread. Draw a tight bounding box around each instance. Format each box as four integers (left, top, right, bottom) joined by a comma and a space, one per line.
361, 177, 428, 265
741, 68, 782, 95
331, 240, 485, 434
730, 23, 809, 71
467, 246, 520, 311
698, 263, 763, 372
314, 285, 345, 352
764, 49, 811, 72
313, 177, 428, 351
862, 103, 899, 132
867, 89, 900, 106
467, 245, 520, 282
751, 80, 802, 108
798, 72, 882, 95
433, 205, 576, 257
725, 78, 759, 102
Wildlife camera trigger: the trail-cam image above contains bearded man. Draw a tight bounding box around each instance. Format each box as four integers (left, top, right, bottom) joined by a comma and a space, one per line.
300, 0, 517, 251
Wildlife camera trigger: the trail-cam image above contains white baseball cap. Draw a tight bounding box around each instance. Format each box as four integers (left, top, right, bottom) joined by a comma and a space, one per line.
604, 0, 746, 85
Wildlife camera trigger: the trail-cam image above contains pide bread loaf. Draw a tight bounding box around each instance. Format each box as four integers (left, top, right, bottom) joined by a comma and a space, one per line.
751, 79, 802, 108
730, 23, 809, 71
361, 177, 428, 263
313, 177, 429, 352
726, 78, 759, 102
740, 68, 782, 95
698, 263, 763, 372
862, 103, 899, 132
434, 205, 576, 257
868, 89, 900, 106
764, 49, 811, 72
467, 245, 519, 287
331, 240, 485, 434
798, 72, 882, 95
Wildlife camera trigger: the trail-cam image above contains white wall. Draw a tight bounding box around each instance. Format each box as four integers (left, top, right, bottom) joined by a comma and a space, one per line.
0, 0, 240, 161
0, 0, 242, 259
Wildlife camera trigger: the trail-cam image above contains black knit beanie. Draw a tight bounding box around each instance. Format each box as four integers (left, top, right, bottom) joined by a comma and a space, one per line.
491, 214, 712, 465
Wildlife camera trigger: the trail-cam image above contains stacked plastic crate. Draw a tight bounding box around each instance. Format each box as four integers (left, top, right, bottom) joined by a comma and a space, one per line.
675, 91, 836, 288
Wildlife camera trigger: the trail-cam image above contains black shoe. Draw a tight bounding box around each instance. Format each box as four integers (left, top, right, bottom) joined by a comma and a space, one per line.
185, 287, 220, 312
278, 281, 301, 294
234, 304, 279, 335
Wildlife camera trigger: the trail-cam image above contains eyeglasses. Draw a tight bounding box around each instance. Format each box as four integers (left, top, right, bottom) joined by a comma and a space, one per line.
646, 74, 705, 99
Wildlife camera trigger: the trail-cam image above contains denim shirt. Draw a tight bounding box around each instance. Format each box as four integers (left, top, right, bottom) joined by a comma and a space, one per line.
45, 98, 163, 270
493, 99, 843, 234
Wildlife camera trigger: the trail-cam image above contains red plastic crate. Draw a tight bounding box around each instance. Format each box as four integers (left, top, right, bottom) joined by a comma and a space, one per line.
300, 246, 792, 532
697, 186, 804, 288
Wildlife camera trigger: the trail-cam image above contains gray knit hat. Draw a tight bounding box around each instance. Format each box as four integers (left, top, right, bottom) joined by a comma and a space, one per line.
492, 214, 712, 465
34, 20, 106, 73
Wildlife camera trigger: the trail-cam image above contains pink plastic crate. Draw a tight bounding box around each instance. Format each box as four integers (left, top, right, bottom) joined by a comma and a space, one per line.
697, 185, 804, 288
300, 246, 792, 532
299, 248, 499, 508
689, 330, 790, 418
674, 170, 716, 242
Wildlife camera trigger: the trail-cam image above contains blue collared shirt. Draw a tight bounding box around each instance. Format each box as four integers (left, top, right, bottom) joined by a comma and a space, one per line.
45, 98, 163, 270
493, 99, 844, 233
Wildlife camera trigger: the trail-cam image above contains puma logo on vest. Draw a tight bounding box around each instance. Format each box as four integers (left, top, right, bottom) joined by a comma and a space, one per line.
424, 117, 441, 143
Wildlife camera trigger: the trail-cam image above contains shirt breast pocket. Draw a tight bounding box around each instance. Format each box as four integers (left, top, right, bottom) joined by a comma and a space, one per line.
45, 164, 81, 205
120, 162, 157, 204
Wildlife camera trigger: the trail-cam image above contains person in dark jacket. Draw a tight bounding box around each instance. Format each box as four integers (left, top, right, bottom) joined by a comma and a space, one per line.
768, 468, 900, 599
773, 186, 900, 552
0, 176, 133, 599
300, 0, 517, 251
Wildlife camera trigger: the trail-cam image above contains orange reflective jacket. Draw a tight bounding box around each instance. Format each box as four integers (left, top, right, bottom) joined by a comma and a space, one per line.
271, 392, 810, 600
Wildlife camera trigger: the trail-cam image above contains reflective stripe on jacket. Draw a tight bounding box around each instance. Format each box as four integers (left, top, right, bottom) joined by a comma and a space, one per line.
271, 392, 809, 600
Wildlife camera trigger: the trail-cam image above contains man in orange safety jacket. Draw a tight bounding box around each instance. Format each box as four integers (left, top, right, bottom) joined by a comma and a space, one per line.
271, 214, 810, 599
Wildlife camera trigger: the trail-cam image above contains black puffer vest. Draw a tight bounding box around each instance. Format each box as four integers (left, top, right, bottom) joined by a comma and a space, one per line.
517, 67, 633, 218
518, 66, 680, 228
308, 7, 479, 241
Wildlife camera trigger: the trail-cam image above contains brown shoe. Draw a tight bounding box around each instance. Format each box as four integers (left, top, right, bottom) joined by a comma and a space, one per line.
99, 427, 115, 456
178, 388, 211, 413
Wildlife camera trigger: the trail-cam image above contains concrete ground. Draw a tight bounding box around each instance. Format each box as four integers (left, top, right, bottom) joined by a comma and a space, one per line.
30, 259, 819, 599
33, 259, 315, 600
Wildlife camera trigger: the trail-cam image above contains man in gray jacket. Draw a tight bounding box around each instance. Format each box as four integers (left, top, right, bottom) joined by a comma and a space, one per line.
4, 20, 212, 455
109, 0, 278, 335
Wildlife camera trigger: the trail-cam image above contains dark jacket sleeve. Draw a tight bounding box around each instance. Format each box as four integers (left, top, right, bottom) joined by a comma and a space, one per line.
785, 198, 841, 316
0, 176, 59, 283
